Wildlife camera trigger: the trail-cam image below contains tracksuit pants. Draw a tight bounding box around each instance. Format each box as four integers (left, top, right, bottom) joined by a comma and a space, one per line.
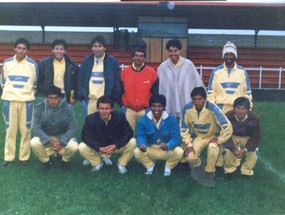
134, 145, 184, 169
223, 136, 259, 176
78, 138, 136, 167
3, 101, 33, 162
30, 137, 78, 163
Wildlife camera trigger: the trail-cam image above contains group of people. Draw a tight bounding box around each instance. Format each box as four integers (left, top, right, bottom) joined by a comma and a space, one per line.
1, 36, 260, 186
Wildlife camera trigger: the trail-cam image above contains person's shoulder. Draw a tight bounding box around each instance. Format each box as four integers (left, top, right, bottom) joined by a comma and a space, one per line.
26, 56, 38, 65
225, 110, 235, 119
39, 56, 52, 64
144, 65, 156, 73
248, 111, 260, 120
81, 54, 93, 63
34, 102, 45, 112
206, 100, 225, 115
3, 57, 14, 64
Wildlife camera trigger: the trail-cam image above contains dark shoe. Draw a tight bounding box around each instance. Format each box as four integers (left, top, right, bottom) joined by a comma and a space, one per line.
224, 170, 238, 181
56, 154, 62, 162
43, 160, 52, 170
2, 161, 10, 167
60, 160, 69, 169
242, 174, 253, 180
215, 166, 224, 178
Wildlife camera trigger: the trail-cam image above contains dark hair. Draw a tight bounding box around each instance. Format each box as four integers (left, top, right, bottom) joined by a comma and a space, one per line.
166, 39, 182, 50
51, 39, 67, 50
97, 96, 114, 109
45, 85, 62, 97
132, 47, 146, 58
14, 38, 30, 50
191, 87, 207, 99
149, 94, 166, 108
91, 35, 106, 48
233, 97, 250, 110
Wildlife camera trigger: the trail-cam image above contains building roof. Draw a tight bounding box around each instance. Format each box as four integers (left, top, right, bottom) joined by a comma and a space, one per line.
0, 2, 284, 30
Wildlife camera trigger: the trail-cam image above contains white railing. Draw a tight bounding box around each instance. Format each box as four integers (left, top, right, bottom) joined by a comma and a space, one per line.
1, 63, 284, 89
196, 65, 285, 90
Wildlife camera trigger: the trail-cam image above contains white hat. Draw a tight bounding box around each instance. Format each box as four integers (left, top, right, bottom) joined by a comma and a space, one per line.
222, 41, 238, 59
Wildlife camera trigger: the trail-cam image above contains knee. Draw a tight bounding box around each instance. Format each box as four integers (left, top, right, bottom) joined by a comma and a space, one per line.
30, 137, 42, 148
134, 147, 143, 158
128, 138, 137, 149
67, 138, 78, 152
78, 142, 87, 153
173, 146, 184, 158
207, 143, 220, 157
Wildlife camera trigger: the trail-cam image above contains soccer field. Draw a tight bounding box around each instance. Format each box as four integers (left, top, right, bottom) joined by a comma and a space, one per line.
0, 100, 284, 215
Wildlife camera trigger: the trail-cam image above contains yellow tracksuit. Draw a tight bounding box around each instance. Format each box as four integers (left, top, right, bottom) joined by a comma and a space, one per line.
180, 100, 232, 172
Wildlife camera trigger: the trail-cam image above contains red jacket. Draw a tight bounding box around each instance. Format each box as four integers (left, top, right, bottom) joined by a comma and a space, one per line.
121, 64, 158, 111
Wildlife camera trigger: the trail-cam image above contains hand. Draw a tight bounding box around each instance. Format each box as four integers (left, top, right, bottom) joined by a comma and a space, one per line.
184, 146, 195, 158
209, 138, 218, 144
100, 145, 117, 155
233, 148, 246, 159
69, 98, 76, 105
139, 144, 146, 152
160, 143, 168, 151
50, 140, 62, 152
105, 144, 116, 155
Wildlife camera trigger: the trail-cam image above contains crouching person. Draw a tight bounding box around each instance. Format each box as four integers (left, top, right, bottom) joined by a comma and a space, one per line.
31, 86, 78, 170
134, 95, 183, 176
224, 97, 260, 180
79, 96, 136, 174
180, 87, 232, 186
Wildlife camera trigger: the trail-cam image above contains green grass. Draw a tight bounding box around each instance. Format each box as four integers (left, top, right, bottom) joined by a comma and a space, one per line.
0, 100, 285, 215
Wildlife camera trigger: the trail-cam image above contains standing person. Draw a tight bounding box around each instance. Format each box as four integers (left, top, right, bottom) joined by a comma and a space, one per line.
120, 47, 158, 133
79, 96, 136, 174
208, 41, 253, 114
223, 97, 260, 180
157, 39, 204, 120
180, 87, 232, 186
77, 35, 121, 117
37, 39, 79, 105
134, 95, 183, 176
1, 38, 38, 166
31, 86, 78, 170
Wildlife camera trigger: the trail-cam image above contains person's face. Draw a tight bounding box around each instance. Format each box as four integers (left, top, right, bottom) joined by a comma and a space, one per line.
234, 105, 248, 120
98, 103, 113, 121
52, 44, 66, 61
133, 51, 145, 68
192, 95, 206, 112
92, 42, 106, 58
168, 46, 181, 64
14, 43, 29, 62
224, 52, 235, 68
151, 103, 164, 121
46, 94, 61, 108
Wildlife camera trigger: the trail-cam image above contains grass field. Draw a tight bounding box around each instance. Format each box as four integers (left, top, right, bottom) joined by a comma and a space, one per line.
0, 100, 285, 215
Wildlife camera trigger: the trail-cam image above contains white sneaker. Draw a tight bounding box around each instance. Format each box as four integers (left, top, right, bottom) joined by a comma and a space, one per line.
91, 162, 103, 172
163, 166, 171, 176
102, 157, 113, 166
117, 163, 127, 174
82, 159, 91, 166
145, 163, 155, 175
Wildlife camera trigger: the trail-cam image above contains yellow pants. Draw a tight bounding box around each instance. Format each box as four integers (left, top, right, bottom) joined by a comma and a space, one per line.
182, 137, 220, 173
223, 136, 258, 176
125, 108, 146, 135
87, 98, 98, 116
3, 101, 33, 161
30, 137, 78, 163
134, 145, 183, 169
78, 138, 136, 167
